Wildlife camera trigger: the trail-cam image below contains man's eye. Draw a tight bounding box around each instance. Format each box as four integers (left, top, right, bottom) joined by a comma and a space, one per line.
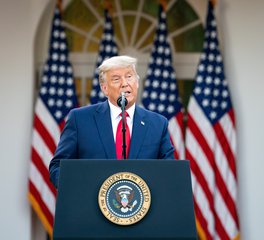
112, 78, 120, 82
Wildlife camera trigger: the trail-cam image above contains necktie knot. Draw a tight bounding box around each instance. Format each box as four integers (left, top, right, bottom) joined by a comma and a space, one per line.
119, 111, 129, 118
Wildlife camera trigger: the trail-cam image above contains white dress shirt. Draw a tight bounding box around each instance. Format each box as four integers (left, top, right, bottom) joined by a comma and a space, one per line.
108, 100, 135, 142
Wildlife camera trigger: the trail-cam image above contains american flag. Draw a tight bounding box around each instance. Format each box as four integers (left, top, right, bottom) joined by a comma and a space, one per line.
185, 2, 240, 239
28, 5, 78, 237
90, 9, 118, 104
142, 4, 184, 159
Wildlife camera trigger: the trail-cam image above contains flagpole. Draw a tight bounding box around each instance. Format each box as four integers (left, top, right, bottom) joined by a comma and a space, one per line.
103, 0, 113, 15
211, 0, 217, 7
57, 0, 63, 14
159, 0, 167, 11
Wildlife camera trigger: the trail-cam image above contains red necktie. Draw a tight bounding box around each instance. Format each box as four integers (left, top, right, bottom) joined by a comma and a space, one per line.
116, 112, 130, 159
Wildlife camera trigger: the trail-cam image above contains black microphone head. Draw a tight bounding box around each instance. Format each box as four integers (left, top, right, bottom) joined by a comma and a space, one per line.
123, 97, 128, 107
117, 95, 122, 107
117, 93, 128, 107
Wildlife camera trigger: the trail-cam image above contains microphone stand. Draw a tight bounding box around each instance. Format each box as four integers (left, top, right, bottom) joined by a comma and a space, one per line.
120, 93, 127, 159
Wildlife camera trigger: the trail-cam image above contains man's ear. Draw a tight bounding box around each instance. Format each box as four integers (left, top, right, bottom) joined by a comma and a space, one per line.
100, 83, 108, 96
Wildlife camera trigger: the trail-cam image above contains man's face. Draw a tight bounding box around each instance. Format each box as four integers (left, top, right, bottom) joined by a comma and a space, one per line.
100, 66, 139, 109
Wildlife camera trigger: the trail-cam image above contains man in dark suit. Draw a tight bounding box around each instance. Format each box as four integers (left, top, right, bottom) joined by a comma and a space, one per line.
49, 55, 175, 188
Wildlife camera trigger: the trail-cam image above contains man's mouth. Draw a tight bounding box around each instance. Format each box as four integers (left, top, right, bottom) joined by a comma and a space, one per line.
123, 91, 131, 97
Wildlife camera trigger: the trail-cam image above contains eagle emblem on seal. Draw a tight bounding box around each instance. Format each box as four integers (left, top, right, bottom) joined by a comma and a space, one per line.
112, 185, 138, 213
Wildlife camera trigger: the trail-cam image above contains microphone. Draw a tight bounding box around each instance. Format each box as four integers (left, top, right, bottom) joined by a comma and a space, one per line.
117, 92, 128, 108
116, 92, 128, 159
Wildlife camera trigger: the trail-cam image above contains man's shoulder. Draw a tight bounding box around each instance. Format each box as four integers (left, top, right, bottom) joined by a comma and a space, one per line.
70, 101, 108, 115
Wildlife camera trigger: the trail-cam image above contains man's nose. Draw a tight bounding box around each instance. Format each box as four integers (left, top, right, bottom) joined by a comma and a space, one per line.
121, 77, 129, 87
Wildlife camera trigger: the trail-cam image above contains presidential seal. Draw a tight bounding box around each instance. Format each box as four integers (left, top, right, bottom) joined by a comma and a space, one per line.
98, 172, 151, 225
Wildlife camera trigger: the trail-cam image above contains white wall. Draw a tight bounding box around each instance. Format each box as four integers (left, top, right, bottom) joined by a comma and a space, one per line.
0, 0, 32, 239
0, 0, 263, 239
0, 0, 48, 239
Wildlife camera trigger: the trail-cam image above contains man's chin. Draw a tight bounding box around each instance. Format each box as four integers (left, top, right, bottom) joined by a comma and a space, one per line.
126, 100, 136, 109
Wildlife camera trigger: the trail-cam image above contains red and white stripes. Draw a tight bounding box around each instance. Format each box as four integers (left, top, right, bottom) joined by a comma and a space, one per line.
186, 97, 239, 240
169, 111, 185, 159
28, 98, 62, 236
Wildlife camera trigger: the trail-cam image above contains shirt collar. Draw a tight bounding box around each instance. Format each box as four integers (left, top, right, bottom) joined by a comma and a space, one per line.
108, 100, 135, 120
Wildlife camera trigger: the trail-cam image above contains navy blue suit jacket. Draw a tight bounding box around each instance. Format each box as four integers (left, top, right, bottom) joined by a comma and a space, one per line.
49, 101, 175, 187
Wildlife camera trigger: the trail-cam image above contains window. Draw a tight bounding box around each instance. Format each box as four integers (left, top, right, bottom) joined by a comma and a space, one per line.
37, 0, 205, 108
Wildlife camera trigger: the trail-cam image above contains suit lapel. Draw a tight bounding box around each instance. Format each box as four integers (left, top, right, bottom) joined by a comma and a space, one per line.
94, 101, 116, 159
129, 106, 148, 159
